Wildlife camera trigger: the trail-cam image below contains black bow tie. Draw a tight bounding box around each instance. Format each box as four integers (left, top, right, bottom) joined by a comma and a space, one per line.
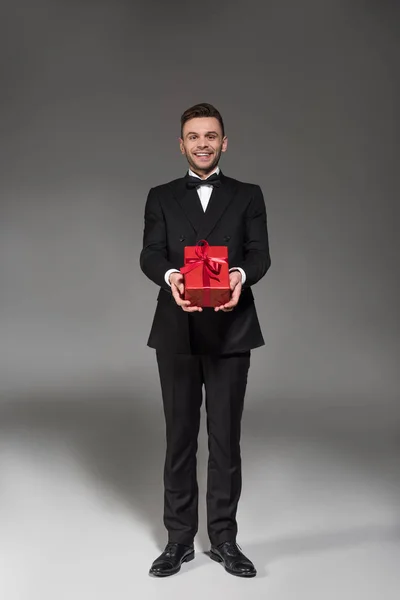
186, 173, 221, 189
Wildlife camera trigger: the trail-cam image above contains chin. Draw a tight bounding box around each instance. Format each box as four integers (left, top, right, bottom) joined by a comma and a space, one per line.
193, 160, 217, 172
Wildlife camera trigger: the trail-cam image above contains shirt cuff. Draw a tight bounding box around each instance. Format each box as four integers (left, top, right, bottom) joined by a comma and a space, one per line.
164, 268, 180, 286
229, 267, 246, 285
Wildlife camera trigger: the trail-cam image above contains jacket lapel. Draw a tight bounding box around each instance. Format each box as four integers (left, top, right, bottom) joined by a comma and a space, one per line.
172, 180, 205, 234
171, 172, 237, 240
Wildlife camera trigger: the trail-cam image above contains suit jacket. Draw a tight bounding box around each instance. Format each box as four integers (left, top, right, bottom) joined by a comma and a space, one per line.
139, 171, 271, 355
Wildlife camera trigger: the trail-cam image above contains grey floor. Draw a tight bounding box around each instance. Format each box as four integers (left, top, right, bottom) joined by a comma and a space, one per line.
1, 371, 399, 600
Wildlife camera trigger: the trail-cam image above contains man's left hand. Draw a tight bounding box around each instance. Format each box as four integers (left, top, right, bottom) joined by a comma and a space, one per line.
214, 270, 242, 312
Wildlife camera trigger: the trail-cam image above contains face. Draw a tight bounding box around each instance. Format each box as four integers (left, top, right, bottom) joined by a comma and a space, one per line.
179, 117, 228, 177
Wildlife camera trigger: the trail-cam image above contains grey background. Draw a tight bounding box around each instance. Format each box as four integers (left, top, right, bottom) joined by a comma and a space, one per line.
0, 1, 399, 598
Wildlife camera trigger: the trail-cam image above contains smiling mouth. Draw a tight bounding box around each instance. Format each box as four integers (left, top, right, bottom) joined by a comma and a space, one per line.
194, 152, 213, 158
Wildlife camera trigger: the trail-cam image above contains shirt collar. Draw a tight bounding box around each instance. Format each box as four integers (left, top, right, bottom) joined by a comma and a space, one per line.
188, 165, 220, 180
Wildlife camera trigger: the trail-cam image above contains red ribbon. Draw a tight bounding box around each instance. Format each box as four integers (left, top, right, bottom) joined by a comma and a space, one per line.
181, 240, 227, 305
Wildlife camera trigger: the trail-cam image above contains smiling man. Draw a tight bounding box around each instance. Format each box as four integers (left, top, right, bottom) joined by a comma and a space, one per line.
180, 117, 226, 174
140, 103, 271, 577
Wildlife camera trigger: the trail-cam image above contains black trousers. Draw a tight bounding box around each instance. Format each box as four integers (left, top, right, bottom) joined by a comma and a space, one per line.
156, 350, 251, 547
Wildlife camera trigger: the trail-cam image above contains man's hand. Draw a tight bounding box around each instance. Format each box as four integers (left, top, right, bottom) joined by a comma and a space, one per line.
169, 272, 203, 312
214, 270, 242, 312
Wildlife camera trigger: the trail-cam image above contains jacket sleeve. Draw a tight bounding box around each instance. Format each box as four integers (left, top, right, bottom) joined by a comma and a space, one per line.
139, 187, 179, 291
234, 185, 271, 288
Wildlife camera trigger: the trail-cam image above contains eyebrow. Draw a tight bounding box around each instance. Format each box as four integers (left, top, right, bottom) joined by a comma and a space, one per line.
185, 131, 219, 137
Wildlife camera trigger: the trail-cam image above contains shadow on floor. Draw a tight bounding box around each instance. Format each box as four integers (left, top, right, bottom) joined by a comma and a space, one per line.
1, 381, 399, 566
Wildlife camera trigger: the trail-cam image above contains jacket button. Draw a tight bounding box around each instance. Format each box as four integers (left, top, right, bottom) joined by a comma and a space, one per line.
179, 235, 185, 242
223, 235, 231, 242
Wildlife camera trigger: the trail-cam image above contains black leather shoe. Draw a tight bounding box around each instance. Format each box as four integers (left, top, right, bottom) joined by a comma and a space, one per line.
209, 541, 256, 577
149, 542, 194, 577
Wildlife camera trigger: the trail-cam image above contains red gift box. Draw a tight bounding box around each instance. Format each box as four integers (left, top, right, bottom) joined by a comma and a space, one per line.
180, 240, 231, 307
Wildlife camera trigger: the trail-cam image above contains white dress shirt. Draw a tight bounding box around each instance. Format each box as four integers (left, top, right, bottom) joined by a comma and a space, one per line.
164, 166, 246, 286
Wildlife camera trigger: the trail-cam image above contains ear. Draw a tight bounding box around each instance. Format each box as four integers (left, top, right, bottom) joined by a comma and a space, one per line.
221, 136, 228, 153
179, 137, 185, 154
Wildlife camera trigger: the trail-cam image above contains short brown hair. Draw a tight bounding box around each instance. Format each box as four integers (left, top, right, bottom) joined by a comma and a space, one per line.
180, 103, 225, 138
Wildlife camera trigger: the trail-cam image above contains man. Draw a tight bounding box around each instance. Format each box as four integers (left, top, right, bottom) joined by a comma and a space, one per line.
140, 103, 271, 578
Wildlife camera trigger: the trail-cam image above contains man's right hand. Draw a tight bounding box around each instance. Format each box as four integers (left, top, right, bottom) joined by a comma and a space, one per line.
169, 272, 202, 312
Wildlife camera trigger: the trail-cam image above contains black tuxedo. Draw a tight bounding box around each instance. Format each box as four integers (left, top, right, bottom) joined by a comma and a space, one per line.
140, 171, 271, 355
140, 171, 271, 546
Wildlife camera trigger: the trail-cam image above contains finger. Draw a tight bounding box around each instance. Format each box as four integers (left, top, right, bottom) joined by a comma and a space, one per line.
220, 298, 238, 309
176, 298, 191, 307
182, 305, 202, 312
214, 304, 234, 312
172, 292, 191, 307
171, 286, 187, 305
231, 285, 241, 300
230, 277, 241, 290
224, 287, 241, 308
171, 290, 182, 304
215, 285, 240, 310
